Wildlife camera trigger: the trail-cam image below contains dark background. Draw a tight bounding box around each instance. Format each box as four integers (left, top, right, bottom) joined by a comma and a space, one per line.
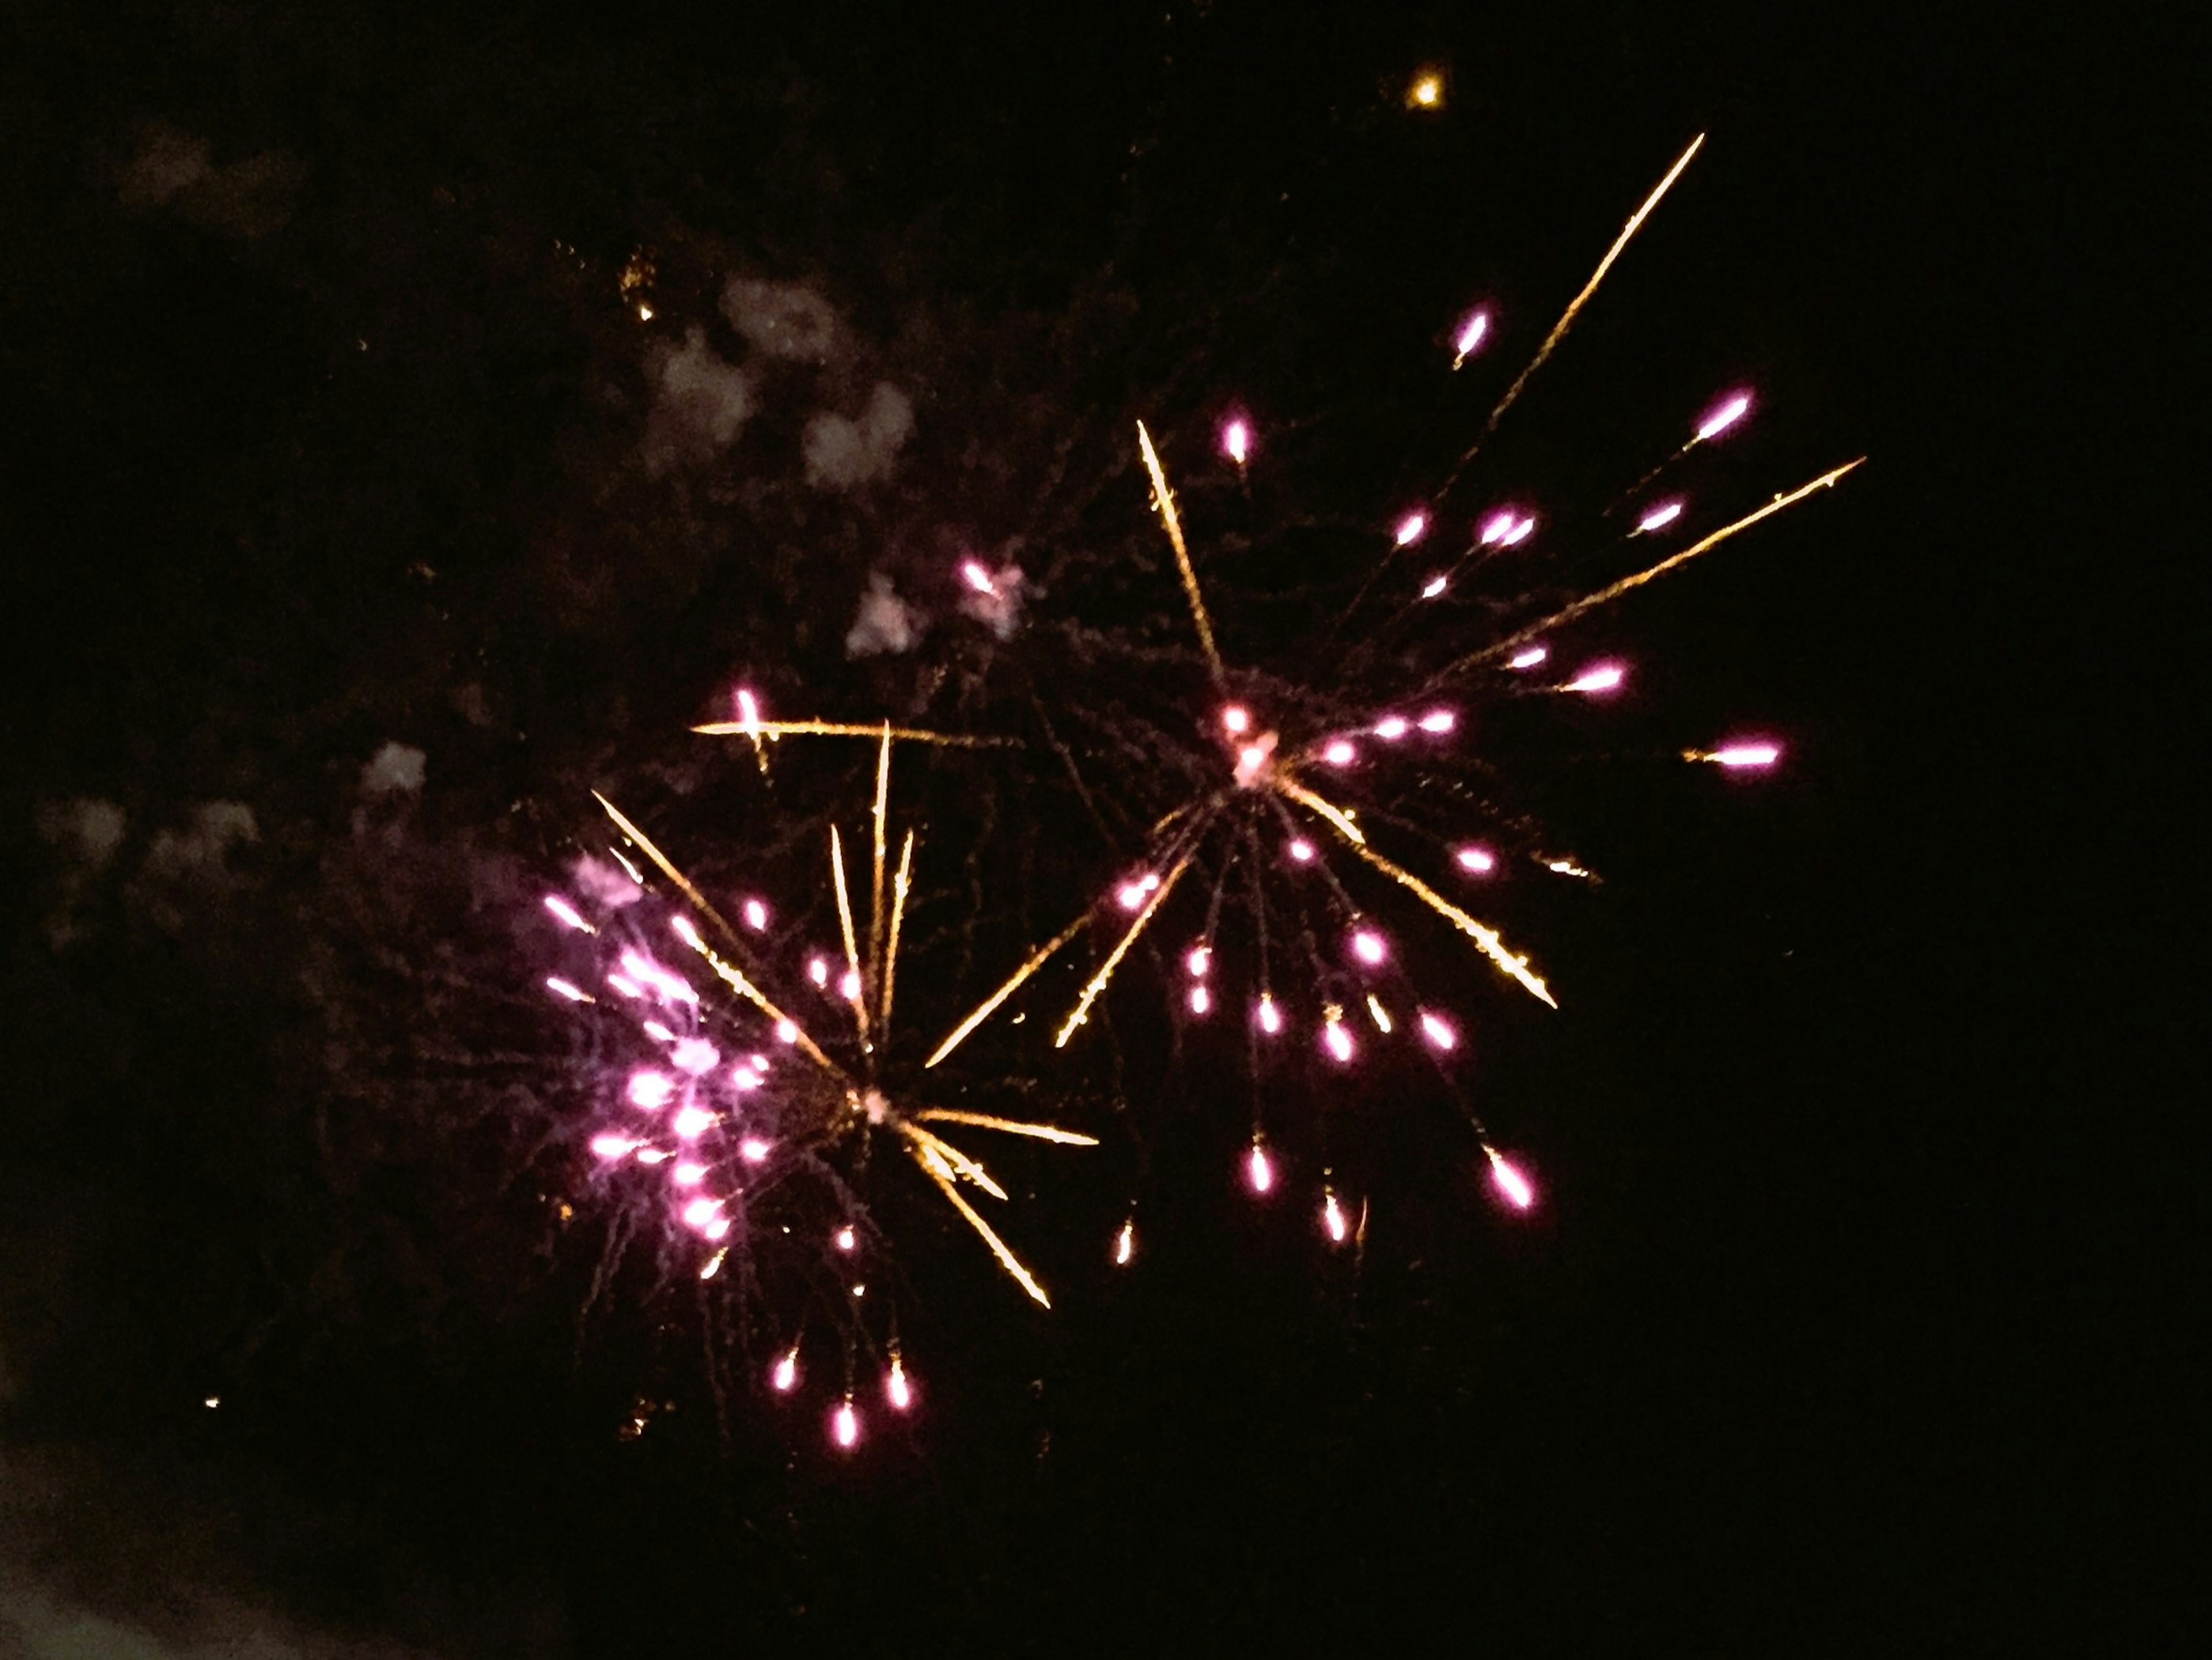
0, 2, 2196, 1653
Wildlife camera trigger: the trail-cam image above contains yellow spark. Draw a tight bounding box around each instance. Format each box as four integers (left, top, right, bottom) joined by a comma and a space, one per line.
894, 1119, 1010, 1200
1274, 776, 1367, 846
1407, 70, 1445, 109
1338, 837, 1558, 1008
1055, 848, 1198, 1048
594, 792, 745, 948
692, 719, 1010, 746
881, 829, 915, 1042
914, 1109, 1101, 1146
868, 724, 891, 997
1365, 992, 1393, 1033
924, 914, 1090, 1068
1462, 458, 1866, 674
830, 825, 870, 1052
1135, 420, 1224, 684
691, 937, 842, 1075
902, 1138, 1052, 1307
1441, 135, 1706, 494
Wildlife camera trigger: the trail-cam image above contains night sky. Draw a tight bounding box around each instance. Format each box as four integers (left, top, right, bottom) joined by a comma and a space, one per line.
0, 3, 2193, 1654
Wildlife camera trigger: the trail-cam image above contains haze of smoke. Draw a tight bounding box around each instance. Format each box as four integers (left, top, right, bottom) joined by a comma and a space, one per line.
803, 381, 914, 490
116, 121, 303, 238
641, 327, 754, 475
720, 278, 840, 363
359, 744, 427, 798
844, 570, 926, 657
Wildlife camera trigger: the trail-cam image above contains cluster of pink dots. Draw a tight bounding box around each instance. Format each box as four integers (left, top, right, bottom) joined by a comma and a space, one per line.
768, 1346, 916, 1453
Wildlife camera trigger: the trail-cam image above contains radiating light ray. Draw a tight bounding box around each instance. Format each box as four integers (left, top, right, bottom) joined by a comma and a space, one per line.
912, 1109, 1101, 1146
1137, 420, 1224, 685
1687, 742, 1781, 768
1335, 837, 1556, 1007
544, 895, 596, 933
880, 830, 916, 1040
903, 1136, 1052, 1307
1055, 846, 1200, 1047
829, 825, 870, 1052
693, 718, 1012, 746
1439, 134, 1706, 498
1273, 777, 1366, 847
1451, 308, 1490, 370
869, 725, 892, 999
1450, 460, 1866, 679
1113, 1218, 1137, 1264
1695, 391, 1752, 442
925, 914, 1090, 1069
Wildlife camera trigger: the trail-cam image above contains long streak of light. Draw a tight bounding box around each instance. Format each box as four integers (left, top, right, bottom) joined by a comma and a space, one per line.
1136, 421, 1224, 685
869, 725, 892, 996
924, 914, 1091, 1068
881, 830, 915, 1041
1440, 135, 1706, 498
692, 719, 1011, 746
1273, 777, 1367, 847
1055, 847, 1199, 1047
593, 793, 749, 953
1448, 459, 1867, 680
897, 1120, 1010, 1201
913, 1109, 1102, 1146
902, 1137, 1052, 1307
830, 826, 871, 1052
1338, 838, 1557, 1008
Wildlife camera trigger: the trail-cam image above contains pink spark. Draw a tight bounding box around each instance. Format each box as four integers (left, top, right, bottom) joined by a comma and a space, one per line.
840, 968, 862, 1001
589, 1134, 637, 1161
739, 1137, 772, 1164
1455, 846, 1496, 874
1479, 509, 1517, 546
546, 976, 589, 1002
1323, 1191, 1349, 1243
1351, 929, 1387, 965
834, 1225, 857, 1253
1393, 511, 1429, 548
1246, 1141, 1275, 1193
885, 1359, 914, 1412
1286, 839, 1315, 864
673, 1161, 706, 1187
1563, 661, 1627, 695
1321, 740, 1357, 766
831, 1400, 861, 1450
1502, 514, 1536, 547
672, 1038, 719, 1075
1487, 1150, 1536, 1211
680, 1197, 722, 1231
1419, 1011, 1457, 1051
742, 899, 769, 931
543, 895, 592, 933
1221, 704, 1251, 735
1256, 994, 1284, 1035
642, 1020, 675, 1043
1418, 708, 1456, 734
730, 1066, 762, 1092
1188, 984, 1211, 1015
1374, 715, 1410, 740
1116, 882, 1147, 910
808, 957, 830, 987
628, 1071, 674, 1110
775, 1019, 801, 1044
1454, 309, 1490, 359
736, 688, 762, 728
1323, 1020, 1355, 1064
1113, 1219, 1137, 1265
771, 1350, 800, 1392
1421, 574, 1448, 599
1187, 945, 1211, 977
1713, 742, 1782, 769
1222, 418, 1251, 465
703, 1215, 731, 1240
1235, 741, 1274, 786
606, 973, 644, 999
1696, 391, 1752, 442
672, 1105, 713, 1140
1508, 646, 1549, 670
1638, 499, 1684, 533
961, 559, 996, 594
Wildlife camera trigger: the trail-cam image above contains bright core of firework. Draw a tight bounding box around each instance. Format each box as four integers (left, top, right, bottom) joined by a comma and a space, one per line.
1453, 308, 1490, 366
1487, 1148, 1536, 1211
1638, 499, 1684, 533
1696, 392, 1752, 441
1394, 511, 1429, 547
1222, 417, 1251, 464
1247, 1140, 1275, 1193
1563, 661, 1627, 695
831, 1399, 861, 1449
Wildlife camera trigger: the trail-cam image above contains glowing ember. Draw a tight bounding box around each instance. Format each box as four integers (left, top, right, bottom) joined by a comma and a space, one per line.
543, 895, 593, 933
671, 1038, 718, 1075
1374, 715, 1410, 740
1321, 740, 1357, 765
1418, 708, 1456, 734
1221, 704, 1251, 735
1408, 71, 1443, 109
546, 976, 589, 1002
742, 899, 769, 930
1638, 499, 1684, 533
1222, 418, 1251, 465
1323, 1189, 1349, 1243
771, 1350, 799, 1392
1188, 984, 1212, 1015
1116, 881, 1147, 909
1711, 742, 1781, 768
1350, 929, 1387, 965
627, 1071, 674, 1110
1323, 1019, 1355, 1063
680, 1196, 721, 1231
738, 1136, 772, 1164
670, 916, 702, 950
1479, 510, 1518, 545
671, 1105, 713, 1140
1113, 1218, 1137, 1265
735, 688, 762, 728
1419, 1011, 1457, 1051
1256, 994, 1284, 1035
1420, 574, 1449, 598
808, 957, 830, 987
673, 1161, 706, 1187
834, 1225, 857, 1253
1453, 309, 1490, 362
1508, 645, 1550, 669
885, 1358, 914, 1411
1246, 1141, 1275, 1193
840, 968, 863, 1000
589, 1134, 637, 1161
1393, 511, 1429, 548
1487, 1149, 1536, 1211
1502, 514, 1536, 547
1187, 945, 1211, 977
961, 560, 996, 594
1455, 846, 1496, 874
1696, 391, 1752, 441
1563, 661, 1626, 695
1286, 839, 1315, 863
831, 1400, 861, 1449
775, 1019, 801, 1044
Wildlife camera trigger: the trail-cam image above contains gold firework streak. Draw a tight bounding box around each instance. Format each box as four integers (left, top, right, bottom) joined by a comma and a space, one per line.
924, 914, 1092, 1069
901, 1135, 1052, 1307
830, 825, 871, 1052
869, 724, 891, 996
1137, 420, 1225, 684
1343, 838, 1557, 1008
915, 1109, 1101, 1146
1442, 135, 1706, 495
1056, 847, 1199, 1048
692, 718, 1012, 746
897, 1119, 1010, 1200
1463, 458, 1866, 674
1274, 776, 1368, 847
694, 943, 843, 1077
880, 829, 915, 1044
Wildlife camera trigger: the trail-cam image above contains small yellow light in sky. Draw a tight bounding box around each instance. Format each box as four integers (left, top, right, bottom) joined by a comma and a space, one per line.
636, 303, 653, 321
1407, 69, 1444, 110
